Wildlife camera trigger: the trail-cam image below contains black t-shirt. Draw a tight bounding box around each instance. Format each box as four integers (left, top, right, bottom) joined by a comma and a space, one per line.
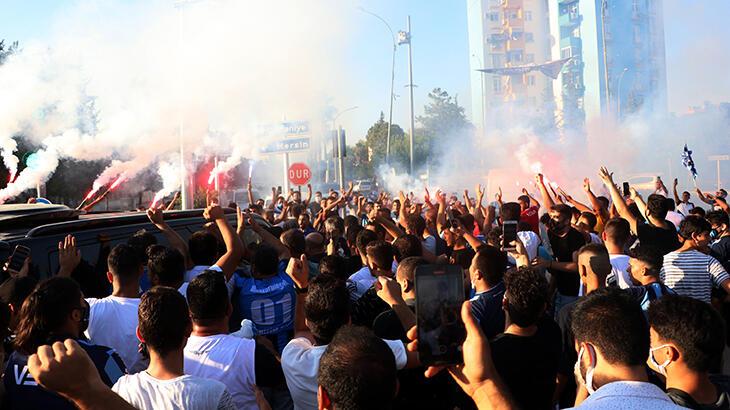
3, 339, 126, 410
373, 300, 415, 342
636, 221, 681, 255
548, 228, 586, 296
491, 316, 562, 410
711, 236, 730, 273
350, 286, 390, 327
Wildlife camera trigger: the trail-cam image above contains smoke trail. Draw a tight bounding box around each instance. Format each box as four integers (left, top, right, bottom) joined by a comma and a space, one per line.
0, 0, 353, 203
151, 157, 181, 208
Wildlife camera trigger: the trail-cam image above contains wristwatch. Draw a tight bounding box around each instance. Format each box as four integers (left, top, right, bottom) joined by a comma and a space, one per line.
294, 284, 309, 294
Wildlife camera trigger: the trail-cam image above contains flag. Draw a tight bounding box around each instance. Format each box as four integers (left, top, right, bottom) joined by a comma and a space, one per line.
476, 57, 573, 79
681, 144, 698, 180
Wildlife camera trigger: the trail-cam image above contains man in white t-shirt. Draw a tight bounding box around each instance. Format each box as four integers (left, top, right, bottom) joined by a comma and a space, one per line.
81, 244, 146, 373
281, 257, 411, 410
184, 271, 284, 410
112, 287, 235, 410
602, 218, 633, 289
672, 178, 695, 216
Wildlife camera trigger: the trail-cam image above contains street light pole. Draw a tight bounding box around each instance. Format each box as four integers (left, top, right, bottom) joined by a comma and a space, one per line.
617, 67, 629, 120
405, 16, 415, 175
600, 0, 611, 116
471, 54, 487, 137
359, 8, 397, 166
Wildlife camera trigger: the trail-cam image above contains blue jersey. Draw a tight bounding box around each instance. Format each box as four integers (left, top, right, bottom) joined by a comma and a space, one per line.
236, 261, 296, 353
3, 339, 126, 410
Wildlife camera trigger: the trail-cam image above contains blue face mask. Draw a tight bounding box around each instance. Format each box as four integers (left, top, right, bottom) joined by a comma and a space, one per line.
711, 230, 719, 240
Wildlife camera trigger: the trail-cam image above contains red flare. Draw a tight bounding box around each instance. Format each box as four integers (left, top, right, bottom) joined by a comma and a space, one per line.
109, 175, 125, 190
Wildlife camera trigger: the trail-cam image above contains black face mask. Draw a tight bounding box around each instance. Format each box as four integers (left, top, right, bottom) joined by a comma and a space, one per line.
547, 218, 564, 232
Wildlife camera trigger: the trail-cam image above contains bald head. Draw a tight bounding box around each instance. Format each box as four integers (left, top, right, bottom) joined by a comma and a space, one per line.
305, 232, 325, 256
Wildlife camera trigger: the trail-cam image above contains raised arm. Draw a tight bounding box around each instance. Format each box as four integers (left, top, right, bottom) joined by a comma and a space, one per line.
598, 167, 639, 234
204, 205, 244, 280
303, 183, 312, 206
535, 174, 556, 210
375, 276, 416, 332
496, 187, 503, 209
629, 187, 648, 221
286, 256, 312, 341
165, 191, 180, 211
560, 187, 591, 213
672, 178, 681, 206
248, 212, 291, 260
247, 179, 255, 208
473, 185, 485, 228
521, 188, 540, 209
696, 188, 716, 205
375, 215, 406, 239
147, 207, 192, 269
583, 178, 609, 221
436, 190, 447, 234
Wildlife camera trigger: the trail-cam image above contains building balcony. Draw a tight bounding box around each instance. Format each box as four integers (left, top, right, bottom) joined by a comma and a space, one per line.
558, 12, 582, 27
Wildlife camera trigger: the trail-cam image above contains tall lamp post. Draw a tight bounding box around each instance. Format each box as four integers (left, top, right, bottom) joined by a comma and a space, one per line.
471, 54, 487, 137
600, 0, 611, 116
359, 8, 397, 166
616, 67, 629, 120
398, 17, 415, 175
332, 106, 358, 191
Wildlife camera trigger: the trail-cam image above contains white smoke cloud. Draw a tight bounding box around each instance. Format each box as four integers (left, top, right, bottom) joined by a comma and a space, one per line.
0, 0, 353, 203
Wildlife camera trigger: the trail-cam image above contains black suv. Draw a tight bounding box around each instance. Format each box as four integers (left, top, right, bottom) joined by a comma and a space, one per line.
0, 204, 267, 279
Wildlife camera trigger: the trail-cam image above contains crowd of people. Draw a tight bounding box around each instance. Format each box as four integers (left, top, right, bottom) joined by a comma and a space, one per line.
1, 167, 730, 410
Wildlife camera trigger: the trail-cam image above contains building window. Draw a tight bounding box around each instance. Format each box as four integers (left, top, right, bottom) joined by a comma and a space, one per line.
488, 12, 500, 22
491, 54, 503, 68
527, 75, 536, 86
633, 26, 642, 43
526, 54, 535, 63
510, 10, 518, 19
511, 31, 523, 40
507, 51, 522, 63
572, 27, 580, 37
493, 78, 502, 93
525, 32, 534, 42
561, 47, 572, 58
525, 11, 532, 21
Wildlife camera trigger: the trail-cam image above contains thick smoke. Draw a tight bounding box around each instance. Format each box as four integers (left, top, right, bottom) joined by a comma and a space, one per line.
0, 0, 351, 203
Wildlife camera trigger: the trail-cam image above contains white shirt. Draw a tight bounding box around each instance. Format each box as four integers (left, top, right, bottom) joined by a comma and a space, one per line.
85, 296, 145, 373
347, 266, 376, 300
609, 254, 632, 289
184, 334, 257, 410
665, 211, 684, 231
112, 371, 235, 410
676, 201, 694, 216
281, 337, 407, 410
567, 381, 683, 409
661, 250, 730, 303
185, 264, 222, 283
507, 231, 539, 265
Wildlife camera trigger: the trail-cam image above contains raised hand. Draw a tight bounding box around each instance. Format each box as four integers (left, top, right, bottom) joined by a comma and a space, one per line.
476, 184, 484, 201
203, 204, 224, 221
673, 178, 678, 188
535, 173, 544, 185
146, 207, 164, 226
583, 178, 591, 192
521, 187, 529, 196
58, 235, 81, 277
375, 276, 404, 307
424, 186, 431, 204
497, 187, 503, 202
285, 254, 309, 289
598, 167, 614, 186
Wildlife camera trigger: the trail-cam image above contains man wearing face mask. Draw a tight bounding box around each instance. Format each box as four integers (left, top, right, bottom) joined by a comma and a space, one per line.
660, 216, 730, 304
534, 204, 586, 313
648, 295, 730, 409
569, 288, 684, 409
708, 211, 730, 273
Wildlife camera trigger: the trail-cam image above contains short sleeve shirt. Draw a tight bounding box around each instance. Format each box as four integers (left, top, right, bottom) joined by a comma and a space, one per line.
548, 228, 586, 296
661, 250, 730, 303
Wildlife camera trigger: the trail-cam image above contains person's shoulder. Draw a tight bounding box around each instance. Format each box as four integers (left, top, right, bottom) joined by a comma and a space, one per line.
557, 300, 577, 325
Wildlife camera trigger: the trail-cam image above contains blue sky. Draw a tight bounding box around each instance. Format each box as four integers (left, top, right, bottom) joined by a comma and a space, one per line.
2, 0, 729, 140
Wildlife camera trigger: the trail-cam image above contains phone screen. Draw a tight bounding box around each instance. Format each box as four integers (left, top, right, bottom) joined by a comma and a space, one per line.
502, 221, 518, 251
8, 245, 30, 272
622, 182, 630, 197
415, 265, 466, 366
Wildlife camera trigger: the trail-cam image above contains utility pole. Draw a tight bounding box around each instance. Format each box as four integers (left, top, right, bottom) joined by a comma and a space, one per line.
600, 0, 611, 116
404, 16, 415, 175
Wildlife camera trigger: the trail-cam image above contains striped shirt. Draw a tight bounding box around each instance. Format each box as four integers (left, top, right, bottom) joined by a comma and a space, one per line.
660, 250, 730, 303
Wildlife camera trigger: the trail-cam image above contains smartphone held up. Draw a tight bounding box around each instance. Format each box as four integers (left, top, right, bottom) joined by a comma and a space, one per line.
415, 264, 466, 366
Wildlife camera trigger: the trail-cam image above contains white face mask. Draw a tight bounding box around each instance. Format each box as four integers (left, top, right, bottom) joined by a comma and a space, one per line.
574, 345, 597, 395
648, 344, 672, 376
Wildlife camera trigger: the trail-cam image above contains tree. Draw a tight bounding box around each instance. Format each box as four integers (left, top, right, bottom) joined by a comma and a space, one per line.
0, 40, 18, 65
